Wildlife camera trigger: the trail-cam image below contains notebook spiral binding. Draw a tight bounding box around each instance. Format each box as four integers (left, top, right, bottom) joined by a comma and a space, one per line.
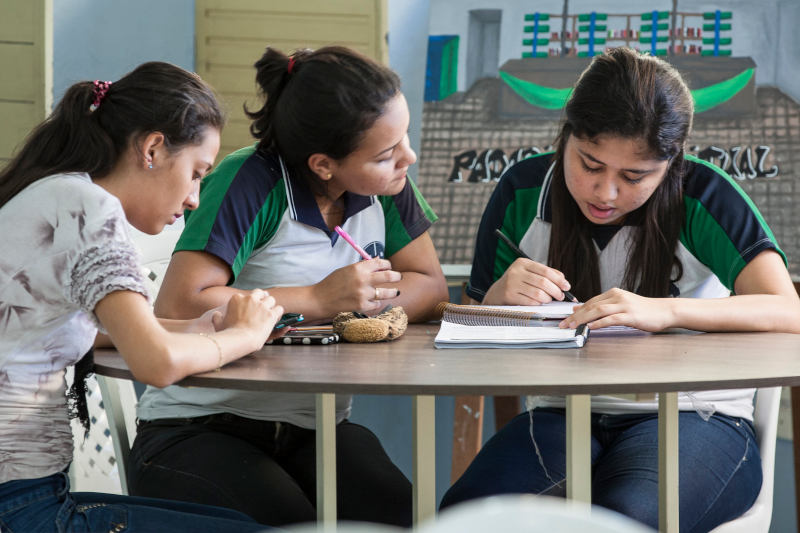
438, 303, 548, 327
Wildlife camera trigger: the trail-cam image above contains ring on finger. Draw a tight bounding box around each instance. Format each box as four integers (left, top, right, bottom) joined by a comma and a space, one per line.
375, 287, 380, 301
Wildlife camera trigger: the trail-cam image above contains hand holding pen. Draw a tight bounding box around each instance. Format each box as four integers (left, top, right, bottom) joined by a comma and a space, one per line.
482, 228, 579, 306
304, 225, 401, 314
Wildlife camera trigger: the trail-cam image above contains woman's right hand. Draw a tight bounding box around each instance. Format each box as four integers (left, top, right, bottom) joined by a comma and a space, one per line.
219, 289, 284, 349
313, 258, 401, 315
482, 257, 572, 305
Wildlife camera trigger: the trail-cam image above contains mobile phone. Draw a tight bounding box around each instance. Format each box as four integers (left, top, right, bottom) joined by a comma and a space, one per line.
273, 313, 304, 330
266, 331, 340, 345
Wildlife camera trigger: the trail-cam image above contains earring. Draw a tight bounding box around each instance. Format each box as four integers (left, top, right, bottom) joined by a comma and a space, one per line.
148, 163, 153, 169
326, 173, 332, 179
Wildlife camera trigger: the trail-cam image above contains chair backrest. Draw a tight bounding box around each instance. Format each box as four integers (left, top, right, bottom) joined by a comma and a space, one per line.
95, 375, 138, 495
88, 223, 183, 494
709, 386, 782, 532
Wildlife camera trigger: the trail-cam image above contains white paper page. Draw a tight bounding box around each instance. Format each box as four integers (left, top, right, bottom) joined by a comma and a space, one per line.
435, 321, 580, 344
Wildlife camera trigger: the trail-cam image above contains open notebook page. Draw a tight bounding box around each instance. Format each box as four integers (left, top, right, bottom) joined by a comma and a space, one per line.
434, 321, 587, 349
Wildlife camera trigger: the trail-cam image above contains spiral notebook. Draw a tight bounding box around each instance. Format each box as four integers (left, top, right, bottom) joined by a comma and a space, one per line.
434, 302, 589, 349
436, 301, 577, 326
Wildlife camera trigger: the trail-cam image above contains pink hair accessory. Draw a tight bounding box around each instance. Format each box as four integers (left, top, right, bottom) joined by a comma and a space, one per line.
287, 56, 296, 74
89, 80, 112, 112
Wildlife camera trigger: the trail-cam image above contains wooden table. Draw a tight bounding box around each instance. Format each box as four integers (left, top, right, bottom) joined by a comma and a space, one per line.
94, 325, 800, 532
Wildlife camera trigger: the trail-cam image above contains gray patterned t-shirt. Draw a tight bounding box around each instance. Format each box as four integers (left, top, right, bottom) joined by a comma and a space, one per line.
0, 173, 146, 484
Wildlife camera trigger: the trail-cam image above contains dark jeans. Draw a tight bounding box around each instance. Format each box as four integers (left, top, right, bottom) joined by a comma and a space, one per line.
441, 408, 762, 532
0, 471, 270, 533
128, 414, 411, 527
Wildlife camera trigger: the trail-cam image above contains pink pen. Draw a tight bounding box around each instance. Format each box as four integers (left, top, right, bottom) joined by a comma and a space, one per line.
334, 225, 372, 260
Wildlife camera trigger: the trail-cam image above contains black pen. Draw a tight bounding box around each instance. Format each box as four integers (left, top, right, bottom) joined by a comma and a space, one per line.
494, 228, 579, 303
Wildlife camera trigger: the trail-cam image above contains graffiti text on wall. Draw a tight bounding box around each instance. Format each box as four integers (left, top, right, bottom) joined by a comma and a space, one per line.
687, 145, 778, 179
449, 145, 778, 182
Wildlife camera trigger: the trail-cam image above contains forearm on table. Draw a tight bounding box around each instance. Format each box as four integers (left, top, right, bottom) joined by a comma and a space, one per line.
96, 291, 263, 386
667, 293, 800, 333
379, 271, 448, 322
125, 327, 260, 387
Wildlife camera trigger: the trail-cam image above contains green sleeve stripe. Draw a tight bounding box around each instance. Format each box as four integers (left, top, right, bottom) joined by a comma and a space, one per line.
493, 186, 542, 283
680, 196, 748, 289
687, 155, 781, 248
176, 145, 257, 253
231, 183, 287, 280
381, 179, 438, 258
409, 177, 439, 223
681, 155, 786, 289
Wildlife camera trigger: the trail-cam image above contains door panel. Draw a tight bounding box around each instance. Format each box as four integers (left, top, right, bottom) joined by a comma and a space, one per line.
196, 0, 387, 160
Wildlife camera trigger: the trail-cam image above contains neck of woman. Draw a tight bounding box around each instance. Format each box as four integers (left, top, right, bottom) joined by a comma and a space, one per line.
316, 194, 346, 230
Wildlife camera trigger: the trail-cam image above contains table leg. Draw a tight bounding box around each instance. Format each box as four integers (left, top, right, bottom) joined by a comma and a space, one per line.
413, 395, 436, 525
658, 392, 679, 533
566, 394, 591, 503
792, 387, 800, 533
316, 393, 337, 527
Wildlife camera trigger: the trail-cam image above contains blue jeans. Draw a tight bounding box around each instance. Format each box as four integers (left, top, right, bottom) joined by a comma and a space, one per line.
0, 472, 272, 533
441, 408, 762, 532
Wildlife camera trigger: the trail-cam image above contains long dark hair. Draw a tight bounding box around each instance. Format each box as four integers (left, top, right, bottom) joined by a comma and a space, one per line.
548, 47, 693, 299
245, 46, 401, 193
0, 61, 225, 209
0, 62, 224, 435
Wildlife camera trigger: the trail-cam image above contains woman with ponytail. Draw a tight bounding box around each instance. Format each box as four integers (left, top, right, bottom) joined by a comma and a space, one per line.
0, 62, 281, 532
440, 47, 800, 531
127, 46, 447, 527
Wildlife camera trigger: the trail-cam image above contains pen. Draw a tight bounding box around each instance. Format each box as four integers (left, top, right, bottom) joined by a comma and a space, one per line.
494, 228, 579, 303
334, 225, 372, 261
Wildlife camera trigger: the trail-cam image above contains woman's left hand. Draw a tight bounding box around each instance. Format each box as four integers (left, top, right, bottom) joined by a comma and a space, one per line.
559, 288, 675, 332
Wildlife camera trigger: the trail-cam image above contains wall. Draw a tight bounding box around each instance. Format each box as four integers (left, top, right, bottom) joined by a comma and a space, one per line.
388, 0, 431, 181
428, 0, 800, 104
53, 0, 194, 102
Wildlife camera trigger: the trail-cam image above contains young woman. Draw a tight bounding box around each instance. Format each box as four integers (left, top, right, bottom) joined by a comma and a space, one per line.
0, 62, 283, 532
127, 46, 448, 527
440, 47, 800, 532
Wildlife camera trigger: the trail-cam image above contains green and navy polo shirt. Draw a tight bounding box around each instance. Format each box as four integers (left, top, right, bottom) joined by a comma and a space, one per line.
469, 152, 785, 420
137, 145, 437, 428
177, 145, 437, 290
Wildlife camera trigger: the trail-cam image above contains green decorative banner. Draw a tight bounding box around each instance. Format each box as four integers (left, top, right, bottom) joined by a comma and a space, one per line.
692, 68, 753, 112
498, 71, 573, 110
499, 68, 754, 113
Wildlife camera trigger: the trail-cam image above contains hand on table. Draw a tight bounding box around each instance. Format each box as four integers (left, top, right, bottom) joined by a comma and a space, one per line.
219, 289, 284, 348
559, 288, 674, 332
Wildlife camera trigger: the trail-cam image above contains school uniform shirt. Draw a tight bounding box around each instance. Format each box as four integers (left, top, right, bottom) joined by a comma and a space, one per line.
468, 152, 785, 421
137, 145, 437, 428
0, 173, 146, 484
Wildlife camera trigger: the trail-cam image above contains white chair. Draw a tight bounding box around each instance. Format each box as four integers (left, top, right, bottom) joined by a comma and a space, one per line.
710, 386, 782, 532
416, 494, 655, 533
95, 375, 139, 494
